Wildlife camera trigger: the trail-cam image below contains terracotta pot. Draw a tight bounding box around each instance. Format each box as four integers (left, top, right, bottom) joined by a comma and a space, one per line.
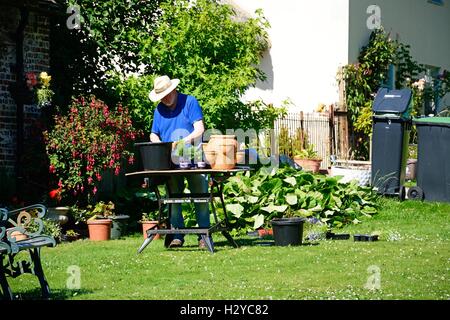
11, 230, 28, 241
206, 135, 237, 169
141, 220, 160, 240
294, 158, 322, 173
87, 219, 112, 241
213, 153, 236, 170
204, 150, 216, 166
236, 151, 246, 165
257, 228, 273, 237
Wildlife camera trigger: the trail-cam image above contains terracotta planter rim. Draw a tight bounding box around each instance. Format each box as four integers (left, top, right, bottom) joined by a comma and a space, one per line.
87, 219, 112, 225
293, 156, 322, 161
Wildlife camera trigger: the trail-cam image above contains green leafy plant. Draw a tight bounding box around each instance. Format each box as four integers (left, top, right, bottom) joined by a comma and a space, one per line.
141, 211, 159, 222
278, 126, 308, 158
26, 218, 62, 242
105, 73, 156, 134
294, 144, 321, 160
139, 0, 284, 131
36, 72, 55, 108
86, 201, 115, 221
222, 165, 379, 234
44, 96, 142, 205
65, 229, 80, 238
175, 143, 203, 162
49, 0, 165, 109
340, 28, 426, 159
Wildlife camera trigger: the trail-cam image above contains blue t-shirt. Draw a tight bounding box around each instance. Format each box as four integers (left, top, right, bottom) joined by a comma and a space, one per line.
151, 93, 203, 142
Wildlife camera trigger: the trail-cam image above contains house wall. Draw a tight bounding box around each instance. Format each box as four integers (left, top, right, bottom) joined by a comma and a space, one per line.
228, 0, 350, 112
349, 0, 450, 107
0, 8, 50, 175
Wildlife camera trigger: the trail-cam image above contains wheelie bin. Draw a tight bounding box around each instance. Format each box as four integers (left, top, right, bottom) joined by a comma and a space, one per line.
408, 117, 450, 202
371, 88, 413, 199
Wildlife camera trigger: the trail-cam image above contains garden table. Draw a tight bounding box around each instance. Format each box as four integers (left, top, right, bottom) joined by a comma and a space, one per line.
125, 166, 251, 253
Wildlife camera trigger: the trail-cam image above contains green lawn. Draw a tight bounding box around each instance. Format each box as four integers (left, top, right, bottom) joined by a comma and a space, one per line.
7, 198, 450, 300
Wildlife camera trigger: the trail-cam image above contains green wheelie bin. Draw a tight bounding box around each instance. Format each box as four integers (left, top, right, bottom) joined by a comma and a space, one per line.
408, 117, 450, 202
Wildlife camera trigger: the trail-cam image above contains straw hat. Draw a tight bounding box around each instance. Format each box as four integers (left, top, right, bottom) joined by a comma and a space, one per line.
148, 75, 180, 102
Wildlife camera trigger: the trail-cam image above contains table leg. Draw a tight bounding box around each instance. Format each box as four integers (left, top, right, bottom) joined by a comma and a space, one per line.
200, 234, 214, 253
137, 234, 155, 254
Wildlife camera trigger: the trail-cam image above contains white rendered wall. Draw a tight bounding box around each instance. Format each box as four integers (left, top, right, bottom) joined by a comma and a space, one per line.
229, 0, 350, 112
349, 0, 450, 108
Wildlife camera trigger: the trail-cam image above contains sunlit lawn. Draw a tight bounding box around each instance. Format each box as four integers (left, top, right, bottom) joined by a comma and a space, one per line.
7, 198, 449, 300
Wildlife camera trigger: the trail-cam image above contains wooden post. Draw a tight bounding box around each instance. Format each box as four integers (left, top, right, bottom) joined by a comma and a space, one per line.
329, 104, 336, 157
299, 111, 305, 150
337, 67, 349, 159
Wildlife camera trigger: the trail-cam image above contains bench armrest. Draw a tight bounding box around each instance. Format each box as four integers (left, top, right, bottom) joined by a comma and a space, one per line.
4, 204, 49, 240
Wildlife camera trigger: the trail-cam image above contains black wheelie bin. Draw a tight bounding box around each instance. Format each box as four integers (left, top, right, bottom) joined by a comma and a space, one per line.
371, 88, 413, 199
408, 117, 450, 202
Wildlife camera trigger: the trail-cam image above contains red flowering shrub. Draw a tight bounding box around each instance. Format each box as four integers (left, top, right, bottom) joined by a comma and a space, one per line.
44, 96, 141, 202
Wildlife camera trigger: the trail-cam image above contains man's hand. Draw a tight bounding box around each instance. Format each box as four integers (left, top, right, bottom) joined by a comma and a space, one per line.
172, 140, 180, 151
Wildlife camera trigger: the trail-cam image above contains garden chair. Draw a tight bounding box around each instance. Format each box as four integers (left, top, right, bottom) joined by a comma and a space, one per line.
0, 204, 56, 300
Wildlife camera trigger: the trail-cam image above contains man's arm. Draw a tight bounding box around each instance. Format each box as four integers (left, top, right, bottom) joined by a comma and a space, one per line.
150, 133, 162, 142
182, 120, 205, 145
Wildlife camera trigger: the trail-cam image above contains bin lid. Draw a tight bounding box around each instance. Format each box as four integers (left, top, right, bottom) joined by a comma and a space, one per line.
372, 88, 412, 114
413, 117, 450, 127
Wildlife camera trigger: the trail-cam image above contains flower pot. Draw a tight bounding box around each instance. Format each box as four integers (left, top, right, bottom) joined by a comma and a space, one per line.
257, 228, 273, 237
87, 219, 112, 241
141, 220, 160, 240
10, 230, 28, 241
405, 159, 417, 181
135, 142, 173, 170
271, 218, 305, 246
326, 232, 350, 240
110, 215, 130, 240
236, 151, 247, 166
206, 135, 237, 170
204, 150, 216, 167
47, 206, 70, 226
354, 234, 378, 242
294, 158, 322, 173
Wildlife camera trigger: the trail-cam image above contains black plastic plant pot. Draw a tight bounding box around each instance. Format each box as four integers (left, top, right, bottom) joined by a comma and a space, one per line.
354, 234, 378, 242
135, 142, 173, 170
326, 232, 350, 240
270, 218, 305, 246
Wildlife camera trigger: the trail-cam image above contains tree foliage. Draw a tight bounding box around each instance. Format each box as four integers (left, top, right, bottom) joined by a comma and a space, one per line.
340, 29, 425, 159
50, 0, 166, 108
139, 0, 282, 131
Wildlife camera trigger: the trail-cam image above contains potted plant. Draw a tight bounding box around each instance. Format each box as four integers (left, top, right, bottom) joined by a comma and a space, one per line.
44, 96, 141, 206
140, 211, 161, 240
406, 144, 418, 181
266, 202, 306, 247
174, 143, 206, 169
61, 229, 81, 242
86, 201, 115, 241
293, 144, 322, 173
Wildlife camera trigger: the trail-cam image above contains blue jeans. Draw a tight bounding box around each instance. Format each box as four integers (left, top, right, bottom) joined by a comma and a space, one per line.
166, 174, 210, 241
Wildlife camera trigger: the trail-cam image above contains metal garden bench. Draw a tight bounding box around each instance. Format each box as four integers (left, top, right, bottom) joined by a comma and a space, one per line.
0, 204, 56, 300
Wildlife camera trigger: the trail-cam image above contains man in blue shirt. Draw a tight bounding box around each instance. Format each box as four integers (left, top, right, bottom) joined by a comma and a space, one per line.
149, 75, 210, 249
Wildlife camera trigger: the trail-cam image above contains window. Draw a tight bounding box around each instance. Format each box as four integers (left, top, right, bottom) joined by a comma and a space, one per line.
428, 0, 444, 6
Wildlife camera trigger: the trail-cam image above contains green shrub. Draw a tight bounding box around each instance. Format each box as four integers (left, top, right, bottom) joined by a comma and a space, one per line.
222, 165, 379, 234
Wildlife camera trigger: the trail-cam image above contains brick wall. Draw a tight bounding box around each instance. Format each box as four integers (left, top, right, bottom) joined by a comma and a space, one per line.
0, 7, 50, 175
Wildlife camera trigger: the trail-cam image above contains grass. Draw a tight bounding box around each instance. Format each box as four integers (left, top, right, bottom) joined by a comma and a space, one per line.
6, 198, 450, 300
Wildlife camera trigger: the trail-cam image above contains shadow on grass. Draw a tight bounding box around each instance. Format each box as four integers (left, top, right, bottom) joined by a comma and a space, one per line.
141, 236, 319, 253
6, 288, 93, 300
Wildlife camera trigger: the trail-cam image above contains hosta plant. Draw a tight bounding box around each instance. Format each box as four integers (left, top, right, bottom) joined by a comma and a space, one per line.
222, 165, 379, 235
